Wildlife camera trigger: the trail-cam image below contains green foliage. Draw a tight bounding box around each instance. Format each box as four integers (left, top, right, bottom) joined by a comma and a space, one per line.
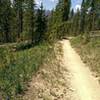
0, 0, 35, 43
70, 10, 81, 35
26, 0, 35, 43
55, 0, 71, 22
0, 42, 53, 99
35, 3, 47, 43
47, 0, 71, 41
68, 0, 100, 36
47, 21, 71, 41
14, 0, 24, 38
15, 41, 32, 51
62, 0, 71, 21
0, 0, 13, 42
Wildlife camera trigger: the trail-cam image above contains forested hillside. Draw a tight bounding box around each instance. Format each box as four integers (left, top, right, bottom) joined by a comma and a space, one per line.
0, 0, 100, 43
0, 0, 100, 99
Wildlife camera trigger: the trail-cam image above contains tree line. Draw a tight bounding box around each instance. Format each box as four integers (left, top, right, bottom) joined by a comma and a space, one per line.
48, 0, 100, 40
0, 0, 100, 43
70, 0, 100, 36
0, 0, 47, 43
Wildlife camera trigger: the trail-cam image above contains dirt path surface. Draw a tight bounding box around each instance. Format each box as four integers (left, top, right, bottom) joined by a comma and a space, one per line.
22, 43, 74, 100
62, 40, 100, 100
22, 40, 100, 100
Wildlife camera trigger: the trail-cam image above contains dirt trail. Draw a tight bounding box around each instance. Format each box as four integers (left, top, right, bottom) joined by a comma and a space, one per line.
22, 43, 73, 100
62, 40, 100, 100
22, 40, 100, 100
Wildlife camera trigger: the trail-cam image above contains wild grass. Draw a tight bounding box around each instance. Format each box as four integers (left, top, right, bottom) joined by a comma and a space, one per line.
0, 42, 54, 99
71, 36, 100, 81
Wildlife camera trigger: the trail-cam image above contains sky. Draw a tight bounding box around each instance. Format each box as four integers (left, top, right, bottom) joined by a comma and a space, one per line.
72, 0, 82, 12
35, 0, 82, 11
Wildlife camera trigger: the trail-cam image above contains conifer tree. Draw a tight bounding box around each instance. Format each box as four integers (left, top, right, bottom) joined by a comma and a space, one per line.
35, 3, 47, 43
0, 0, 12, 42
88, 0, 100, 30
70, 9, 74, 19
80, 0, 86, 33
28, 0, 35, 43
73, 9, 81, 35
55, 0, 71, 22
62, 0, 71, 21
14, 0, 24, 39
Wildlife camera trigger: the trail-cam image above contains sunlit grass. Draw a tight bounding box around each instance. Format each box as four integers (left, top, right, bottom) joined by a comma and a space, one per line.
0, 42, 54, 99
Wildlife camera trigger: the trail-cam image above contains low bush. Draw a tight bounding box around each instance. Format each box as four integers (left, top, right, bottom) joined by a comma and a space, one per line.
15, 41, 32, 51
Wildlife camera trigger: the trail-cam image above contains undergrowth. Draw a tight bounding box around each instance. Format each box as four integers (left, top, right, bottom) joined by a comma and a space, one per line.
0, 42, 54, 99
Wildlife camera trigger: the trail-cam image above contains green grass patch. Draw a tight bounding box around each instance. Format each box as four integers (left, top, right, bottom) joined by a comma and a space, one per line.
0, 42, 54, 99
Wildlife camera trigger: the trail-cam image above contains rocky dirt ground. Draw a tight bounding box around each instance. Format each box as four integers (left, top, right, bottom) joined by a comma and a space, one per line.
21, 40, 100, 100
22, 42, 75, 100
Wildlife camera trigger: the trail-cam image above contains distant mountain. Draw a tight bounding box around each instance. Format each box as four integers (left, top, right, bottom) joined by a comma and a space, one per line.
45, 10, 51, 16
34, 9, 51, 17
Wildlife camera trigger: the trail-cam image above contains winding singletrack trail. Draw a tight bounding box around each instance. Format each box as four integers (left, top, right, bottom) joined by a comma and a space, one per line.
62, 40, 100, 100
23, 40, 100, 100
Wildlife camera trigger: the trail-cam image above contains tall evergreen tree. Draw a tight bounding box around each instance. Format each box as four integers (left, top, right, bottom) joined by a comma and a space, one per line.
89, 0, 100, 30
73, 9, 81, 35
14, 0, 24, 39
70, 9, 74, 19
62, 0, 71, 21
28, 0, 35, 43
80, 0, 86, 33
35, 3, 47, 43
55, 0, 71, 22
22, 0, 35, 42
0, 0, 12, 42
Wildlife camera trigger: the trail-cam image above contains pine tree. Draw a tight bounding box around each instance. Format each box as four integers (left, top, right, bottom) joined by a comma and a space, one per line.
72, 9, 81, 35
95, 0, 100, 30
62, 0, 71, 21
55, 0, 71, 22
47, 0, 71, 40
0, 0, 12, 42
84, 0, 100, 31
14, 0, 24, 39
80, 0, 86, 33
90, 0, 100, 30
35, 3, 47, 43
24, 0, 35, 43
28, 0, 35, 43
70, 9, 74, 19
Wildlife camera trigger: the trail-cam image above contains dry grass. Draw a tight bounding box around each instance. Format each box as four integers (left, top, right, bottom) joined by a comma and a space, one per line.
22, 42, 72, 100
70, 36, 100, 82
